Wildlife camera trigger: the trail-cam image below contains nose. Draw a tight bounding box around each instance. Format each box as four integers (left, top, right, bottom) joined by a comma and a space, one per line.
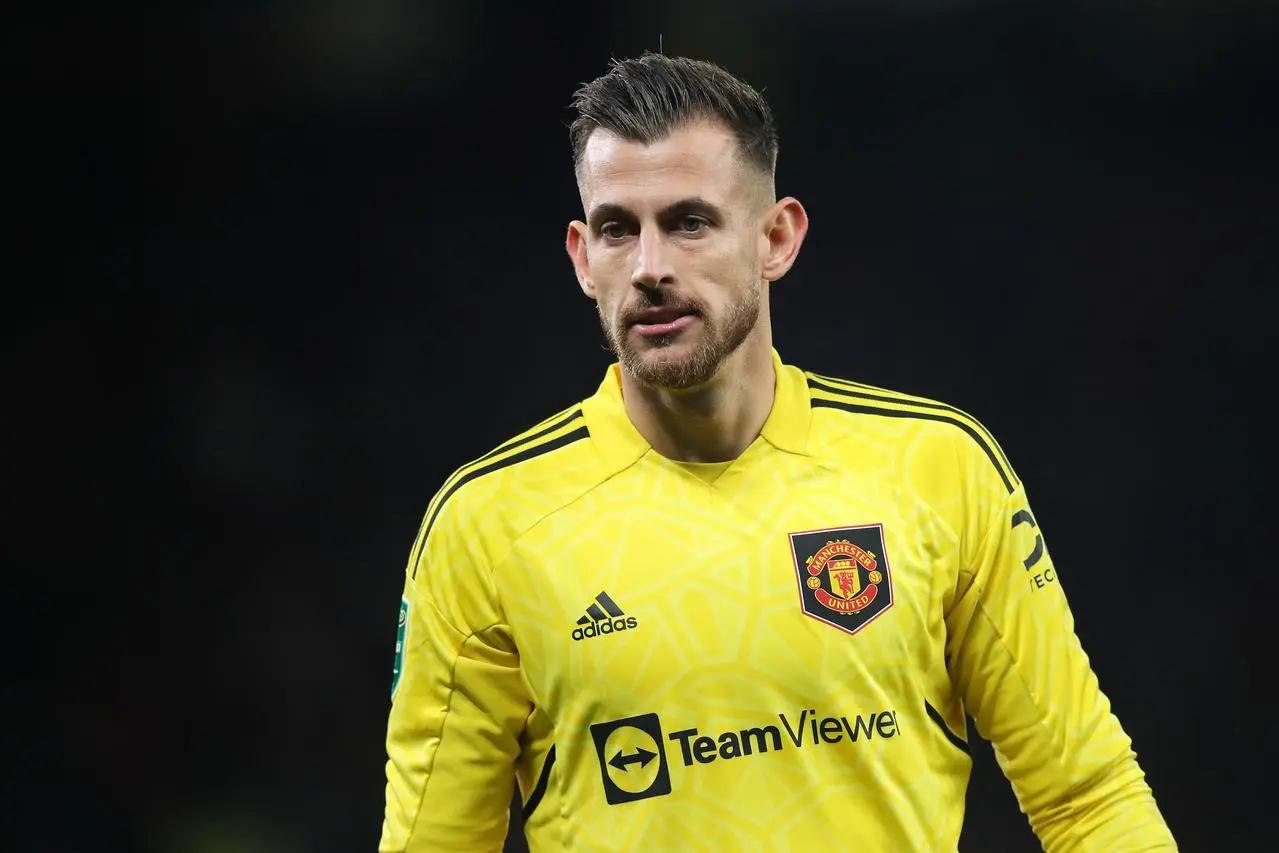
632, 227, 676, 289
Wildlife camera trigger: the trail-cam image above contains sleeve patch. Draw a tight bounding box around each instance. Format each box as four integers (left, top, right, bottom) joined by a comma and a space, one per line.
391, 596, 409, 697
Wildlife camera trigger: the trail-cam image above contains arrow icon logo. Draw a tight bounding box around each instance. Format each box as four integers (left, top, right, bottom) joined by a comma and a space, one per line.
609, 746, 657, 772
591, 714, 671, 804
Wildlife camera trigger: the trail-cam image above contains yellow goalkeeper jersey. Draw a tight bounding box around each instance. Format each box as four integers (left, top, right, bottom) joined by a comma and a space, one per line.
380, 350, 1176, 852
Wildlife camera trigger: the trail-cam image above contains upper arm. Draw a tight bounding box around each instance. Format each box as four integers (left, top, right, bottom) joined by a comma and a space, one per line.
946, 484, 1126, 797
379, 494, 531, 853
944, 454, 1175, 850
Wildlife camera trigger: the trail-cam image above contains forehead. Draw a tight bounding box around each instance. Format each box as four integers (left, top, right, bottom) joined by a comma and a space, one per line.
577, 121, 747, 210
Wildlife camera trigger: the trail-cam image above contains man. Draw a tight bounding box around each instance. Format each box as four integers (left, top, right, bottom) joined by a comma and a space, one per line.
379, 53, 1176, 852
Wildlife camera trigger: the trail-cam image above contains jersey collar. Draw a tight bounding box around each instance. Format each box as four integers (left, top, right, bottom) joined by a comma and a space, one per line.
581, 348, 812, 472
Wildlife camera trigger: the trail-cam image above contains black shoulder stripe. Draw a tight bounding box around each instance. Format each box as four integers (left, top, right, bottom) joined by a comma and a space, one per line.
924, 701, 970, 755
470, 406, 584, 471
407, 408, 583, 573
487, 406, 583, 461
522, 744, 556, 819
410, 421, 590, 578
807, 375, 1016, 480
807, 371, 882, 394
811, 393, 1015, 494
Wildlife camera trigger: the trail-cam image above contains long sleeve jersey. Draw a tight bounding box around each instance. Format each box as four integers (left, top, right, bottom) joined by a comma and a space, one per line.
379, 350, 1176, 852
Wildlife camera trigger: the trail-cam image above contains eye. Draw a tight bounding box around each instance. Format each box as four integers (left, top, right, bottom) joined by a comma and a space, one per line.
677, 215, 708, 234
599, 221, 631, 240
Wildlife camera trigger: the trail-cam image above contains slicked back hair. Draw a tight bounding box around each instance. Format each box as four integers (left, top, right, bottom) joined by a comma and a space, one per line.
569, 53, 779, 181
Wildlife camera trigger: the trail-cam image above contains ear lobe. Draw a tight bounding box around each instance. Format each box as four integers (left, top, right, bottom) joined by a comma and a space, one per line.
761, 197, 809, 283
566, 221, 596, 298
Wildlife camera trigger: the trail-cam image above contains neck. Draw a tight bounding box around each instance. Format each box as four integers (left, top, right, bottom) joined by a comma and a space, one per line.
619, 332, 776, 464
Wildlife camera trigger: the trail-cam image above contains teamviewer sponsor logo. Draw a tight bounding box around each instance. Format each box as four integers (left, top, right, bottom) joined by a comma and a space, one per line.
571, 591, 638, 641
591, 707, 900, 805
668, 708, 900, 765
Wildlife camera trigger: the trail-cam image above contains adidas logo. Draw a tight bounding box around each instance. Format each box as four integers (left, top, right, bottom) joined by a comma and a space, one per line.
571, 591, 638, 641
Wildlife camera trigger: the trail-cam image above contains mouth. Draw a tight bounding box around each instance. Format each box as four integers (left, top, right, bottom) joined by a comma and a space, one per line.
629, 306, 699, 338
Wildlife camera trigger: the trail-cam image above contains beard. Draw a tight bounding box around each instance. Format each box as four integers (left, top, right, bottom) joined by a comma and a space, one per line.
598, 277, 763, 390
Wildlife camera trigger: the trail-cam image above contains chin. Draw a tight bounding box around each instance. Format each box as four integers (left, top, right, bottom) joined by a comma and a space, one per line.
622, 343, 722, 390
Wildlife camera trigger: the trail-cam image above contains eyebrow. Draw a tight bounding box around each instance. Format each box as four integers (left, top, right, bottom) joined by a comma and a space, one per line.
587, 197, 726, 233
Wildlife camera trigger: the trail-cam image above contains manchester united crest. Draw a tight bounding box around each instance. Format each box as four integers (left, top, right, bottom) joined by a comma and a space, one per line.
789, 524, 893, 635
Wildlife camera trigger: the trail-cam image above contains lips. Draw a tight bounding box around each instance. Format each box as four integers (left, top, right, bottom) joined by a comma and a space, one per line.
630, 308, 698, 338
628, 306, 695, 327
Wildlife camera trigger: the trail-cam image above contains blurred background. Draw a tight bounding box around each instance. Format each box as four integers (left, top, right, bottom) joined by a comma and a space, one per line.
9, 1, 1275, 851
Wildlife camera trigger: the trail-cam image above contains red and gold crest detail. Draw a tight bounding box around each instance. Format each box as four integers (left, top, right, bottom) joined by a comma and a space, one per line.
805, 539, 881, 614
789, 523, 894, 637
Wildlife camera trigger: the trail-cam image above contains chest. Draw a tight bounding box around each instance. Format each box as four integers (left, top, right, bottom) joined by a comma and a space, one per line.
496, 456, 956, 719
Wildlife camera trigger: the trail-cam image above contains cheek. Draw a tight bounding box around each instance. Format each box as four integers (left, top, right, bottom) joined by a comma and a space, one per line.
591, 281, 626, 321
704, 243, 757, 293
588, 254, 631, 305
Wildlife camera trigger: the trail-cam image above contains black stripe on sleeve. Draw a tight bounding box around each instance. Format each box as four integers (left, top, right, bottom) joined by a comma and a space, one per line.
410, 422, 590, 578
808, 382, 1016, 495
405, 408, 584, 570
471, 407, 584, 470
807, 373, 1017, 479
522, 744, 556, 819
924, 700, 970, 755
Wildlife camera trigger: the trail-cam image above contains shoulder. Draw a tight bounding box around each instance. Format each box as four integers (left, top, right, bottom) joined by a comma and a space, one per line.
410, 401, 602, 567
801, 367, 1020, 497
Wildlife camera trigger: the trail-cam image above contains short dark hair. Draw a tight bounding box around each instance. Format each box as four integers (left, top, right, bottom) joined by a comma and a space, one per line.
568, 53, 779, 178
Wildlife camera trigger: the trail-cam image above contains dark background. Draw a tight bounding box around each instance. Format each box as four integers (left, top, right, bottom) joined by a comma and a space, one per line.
10, 1, 1274, 851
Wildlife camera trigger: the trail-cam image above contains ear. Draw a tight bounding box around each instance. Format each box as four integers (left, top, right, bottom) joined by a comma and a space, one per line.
566, 220, 596, 299
760, 197, 809, 282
